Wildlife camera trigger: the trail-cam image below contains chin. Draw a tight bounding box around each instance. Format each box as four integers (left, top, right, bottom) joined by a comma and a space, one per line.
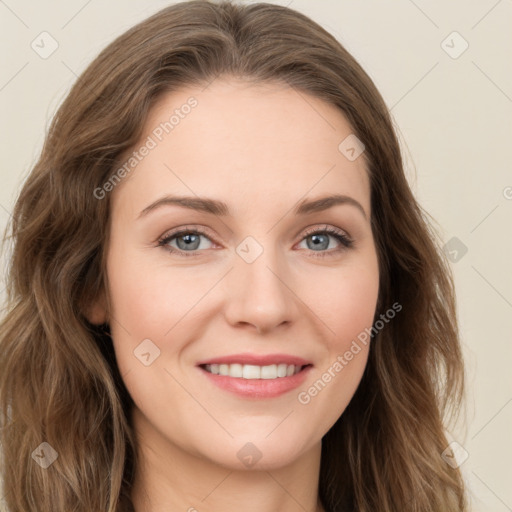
193, 432, 315, 471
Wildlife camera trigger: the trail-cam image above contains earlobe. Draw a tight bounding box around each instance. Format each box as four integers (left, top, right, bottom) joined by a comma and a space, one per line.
84, 293, 108, 325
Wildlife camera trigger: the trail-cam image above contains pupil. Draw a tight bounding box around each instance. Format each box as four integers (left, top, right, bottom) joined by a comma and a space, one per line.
178, 233, 200, 250
309, 234, 328, 250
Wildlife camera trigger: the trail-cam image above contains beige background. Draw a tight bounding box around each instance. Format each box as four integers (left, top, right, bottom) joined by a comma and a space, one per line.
1, 1, 511, 510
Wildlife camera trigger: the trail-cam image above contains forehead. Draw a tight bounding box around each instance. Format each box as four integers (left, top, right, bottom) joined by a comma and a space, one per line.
111, 78, 370, 219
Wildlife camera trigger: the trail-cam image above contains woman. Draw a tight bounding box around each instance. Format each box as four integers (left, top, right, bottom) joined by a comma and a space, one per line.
0, 1, 468, 510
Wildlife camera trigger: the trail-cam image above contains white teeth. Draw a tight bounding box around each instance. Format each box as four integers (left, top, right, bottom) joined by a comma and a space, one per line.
277, 364, 288, 377
243, 364, 261, 379
229, 363, 243, 377
260, 364, 276, 379
204, 363, 303, 379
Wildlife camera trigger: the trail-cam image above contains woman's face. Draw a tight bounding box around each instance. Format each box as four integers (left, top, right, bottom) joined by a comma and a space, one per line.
97, 78, 379, 470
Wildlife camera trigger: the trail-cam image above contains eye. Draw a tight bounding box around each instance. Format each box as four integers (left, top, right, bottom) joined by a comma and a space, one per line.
157, 226, 215, 257
296, 225, 353, 257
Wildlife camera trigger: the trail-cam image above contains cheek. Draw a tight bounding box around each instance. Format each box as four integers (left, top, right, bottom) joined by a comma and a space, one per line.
298, 255, 379, 421
106, 248, 201, 336
315, 257, 380, 348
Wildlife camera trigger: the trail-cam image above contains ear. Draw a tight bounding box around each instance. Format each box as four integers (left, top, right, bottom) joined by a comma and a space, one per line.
84, 291, 108, 325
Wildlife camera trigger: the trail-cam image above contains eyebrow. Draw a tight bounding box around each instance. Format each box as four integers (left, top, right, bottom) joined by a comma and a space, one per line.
138, 193, 367, 220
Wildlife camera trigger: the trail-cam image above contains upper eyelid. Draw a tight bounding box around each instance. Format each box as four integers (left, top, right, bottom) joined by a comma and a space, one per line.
301, 224, 351, 238
159, 225, 214, 243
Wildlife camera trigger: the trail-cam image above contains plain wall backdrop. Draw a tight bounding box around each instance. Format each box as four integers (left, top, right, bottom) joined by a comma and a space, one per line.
0, 1, 511, 511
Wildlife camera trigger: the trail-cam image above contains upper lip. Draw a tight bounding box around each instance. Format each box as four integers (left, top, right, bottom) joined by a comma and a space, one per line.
197, 353, 312, 367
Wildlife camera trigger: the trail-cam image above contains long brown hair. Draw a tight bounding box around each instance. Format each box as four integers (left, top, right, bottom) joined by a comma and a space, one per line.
0, 1, 467, 510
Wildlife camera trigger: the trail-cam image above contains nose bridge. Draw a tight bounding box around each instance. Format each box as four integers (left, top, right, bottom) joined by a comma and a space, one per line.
223, 234, 297, 332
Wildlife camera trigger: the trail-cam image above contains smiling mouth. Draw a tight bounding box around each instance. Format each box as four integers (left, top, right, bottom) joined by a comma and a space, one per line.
200, 363, 312, 380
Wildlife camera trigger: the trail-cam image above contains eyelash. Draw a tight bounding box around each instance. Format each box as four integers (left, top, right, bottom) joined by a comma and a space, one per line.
157, 224, 354, 259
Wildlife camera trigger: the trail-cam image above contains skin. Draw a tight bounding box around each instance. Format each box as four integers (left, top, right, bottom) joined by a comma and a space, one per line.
88, 77, 380, 512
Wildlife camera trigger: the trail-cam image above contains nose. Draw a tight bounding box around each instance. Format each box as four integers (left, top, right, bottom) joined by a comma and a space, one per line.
222, 244, 299, 334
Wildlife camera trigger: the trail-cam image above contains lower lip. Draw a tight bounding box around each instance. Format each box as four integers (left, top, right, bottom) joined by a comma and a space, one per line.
198, 365, 313, 399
